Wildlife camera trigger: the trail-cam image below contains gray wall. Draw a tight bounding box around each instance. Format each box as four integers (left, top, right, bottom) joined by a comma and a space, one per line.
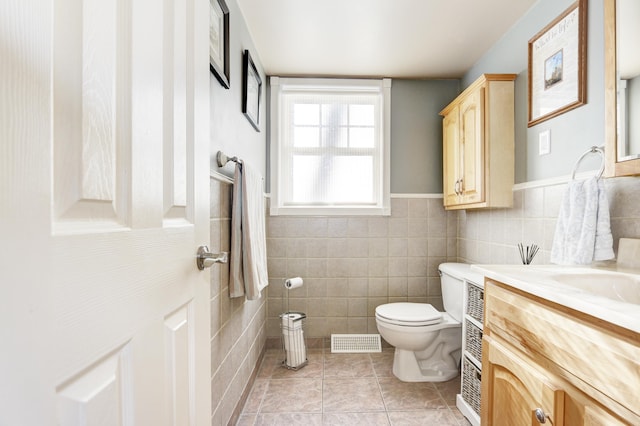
210, 0, 267, 179
250, 0, 615, 191
464, 0, 606, 183
263, 0, 611, 192
265, 79, 461, 194
390, 80, 460, 193
208, 0, 268, 424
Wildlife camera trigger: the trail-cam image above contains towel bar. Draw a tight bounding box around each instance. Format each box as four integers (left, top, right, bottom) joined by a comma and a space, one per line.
571, 146, 605, 180
217, 150, 239, 167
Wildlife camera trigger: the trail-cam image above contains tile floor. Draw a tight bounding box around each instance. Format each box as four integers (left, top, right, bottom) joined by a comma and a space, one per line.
236, 348, 472, 425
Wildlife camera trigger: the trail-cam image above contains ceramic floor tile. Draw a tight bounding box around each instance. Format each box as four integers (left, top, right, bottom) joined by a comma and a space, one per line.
370, 351, 395, 378
378, 377, 446, 410
434, 376, 461, 407
235, 413, 257, 426
323, 378, 385, 412
323, 353, 375, 378
259, 378, 322, 413
322, 412, 391, 425
242, 379, 269, 414
388, 409, 460, 426
237, 349, 471, 426
253, 412, 323, 425
256, 353, 283, 379
271, 352, 323, 379
452, 409, 473, 426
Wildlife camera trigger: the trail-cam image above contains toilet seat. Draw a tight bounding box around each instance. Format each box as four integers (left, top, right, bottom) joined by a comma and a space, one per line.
375, 302, 442, 326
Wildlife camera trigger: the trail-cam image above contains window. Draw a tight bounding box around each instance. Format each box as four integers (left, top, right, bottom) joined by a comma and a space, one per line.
270, 77, 391, 216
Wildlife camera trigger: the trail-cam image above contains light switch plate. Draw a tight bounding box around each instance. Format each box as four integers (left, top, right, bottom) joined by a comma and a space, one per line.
539, 130, 551, 155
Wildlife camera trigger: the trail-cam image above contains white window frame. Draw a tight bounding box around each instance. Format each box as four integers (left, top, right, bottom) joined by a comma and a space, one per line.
269, 77, 391, 216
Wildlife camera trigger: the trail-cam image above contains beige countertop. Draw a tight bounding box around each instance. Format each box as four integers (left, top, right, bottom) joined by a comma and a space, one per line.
471, 264, 640, 335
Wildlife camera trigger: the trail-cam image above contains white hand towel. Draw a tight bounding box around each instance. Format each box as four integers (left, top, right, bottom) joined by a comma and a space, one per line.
229, 162, 269, 299
550, 177, 615, 265
593, 178, 615, 261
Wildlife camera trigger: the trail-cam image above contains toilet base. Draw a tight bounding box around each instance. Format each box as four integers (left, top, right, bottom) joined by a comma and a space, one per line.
392, 346, 461, 382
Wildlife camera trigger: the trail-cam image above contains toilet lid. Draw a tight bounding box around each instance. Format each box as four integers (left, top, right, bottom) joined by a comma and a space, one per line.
375, 303, 443, 326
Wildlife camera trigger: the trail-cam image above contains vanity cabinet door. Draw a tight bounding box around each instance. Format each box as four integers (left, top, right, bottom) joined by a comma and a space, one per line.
482, 336, 564, 426
564, 393, 630, 426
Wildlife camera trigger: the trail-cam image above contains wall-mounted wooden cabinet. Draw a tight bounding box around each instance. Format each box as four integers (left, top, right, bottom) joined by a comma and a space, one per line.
440, 74, 516, 210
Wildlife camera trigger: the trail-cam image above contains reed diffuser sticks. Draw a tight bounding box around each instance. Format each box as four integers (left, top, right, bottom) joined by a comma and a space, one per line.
518, 243, 539, 265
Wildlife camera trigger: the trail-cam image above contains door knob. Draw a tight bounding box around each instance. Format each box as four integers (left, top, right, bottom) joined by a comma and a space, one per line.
196, 245, 228, 270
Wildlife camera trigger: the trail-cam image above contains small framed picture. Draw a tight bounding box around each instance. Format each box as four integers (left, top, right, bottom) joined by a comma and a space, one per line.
528, 0, 587, 127
209, 0, 230, 89
242, 50, 262, 131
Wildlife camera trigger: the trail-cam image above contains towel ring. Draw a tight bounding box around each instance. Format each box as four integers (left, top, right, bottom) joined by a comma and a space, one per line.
571, 146, 605, 180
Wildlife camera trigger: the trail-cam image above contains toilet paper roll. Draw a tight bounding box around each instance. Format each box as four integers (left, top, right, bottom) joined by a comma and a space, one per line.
281, 313, 301, 330
284, 329, 306, 367
284, 277, 303, 289
281, 313, 304, 331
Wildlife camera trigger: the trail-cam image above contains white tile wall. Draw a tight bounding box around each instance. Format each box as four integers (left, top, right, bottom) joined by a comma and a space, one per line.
210, 177, 267, 426
458, 176, 640, 266
265, 197, 458, 339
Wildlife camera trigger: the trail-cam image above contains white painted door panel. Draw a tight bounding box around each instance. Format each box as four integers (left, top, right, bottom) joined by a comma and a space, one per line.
0, 0, 210, 425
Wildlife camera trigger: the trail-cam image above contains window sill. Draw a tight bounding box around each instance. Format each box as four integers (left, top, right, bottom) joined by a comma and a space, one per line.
269, 205, 391, 217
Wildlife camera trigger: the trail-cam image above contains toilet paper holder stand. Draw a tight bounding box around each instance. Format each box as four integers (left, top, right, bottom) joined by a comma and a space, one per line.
280, 277, 308, 370
279, 311, 308, 370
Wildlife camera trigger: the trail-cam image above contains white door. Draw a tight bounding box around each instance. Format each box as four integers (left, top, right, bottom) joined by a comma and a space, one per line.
0, 0, 211, 425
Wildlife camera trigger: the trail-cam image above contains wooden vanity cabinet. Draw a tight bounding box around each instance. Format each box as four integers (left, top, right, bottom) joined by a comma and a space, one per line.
440, 74, 516, 210
481, 280, 640, 425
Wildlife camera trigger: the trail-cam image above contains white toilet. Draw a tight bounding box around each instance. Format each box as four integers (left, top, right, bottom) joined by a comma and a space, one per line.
375, 263, 477, 382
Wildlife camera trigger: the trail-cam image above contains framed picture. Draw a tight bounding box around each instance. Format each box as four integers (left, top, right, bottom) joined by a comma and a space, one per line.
528, 0, 587, 127
209, 0, 230, 89
242, 50, 262, 131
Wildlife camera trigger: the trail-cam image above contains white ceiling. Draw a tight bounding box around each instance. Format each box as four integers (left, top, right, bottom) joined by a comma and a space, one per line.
236, 0, 538, 79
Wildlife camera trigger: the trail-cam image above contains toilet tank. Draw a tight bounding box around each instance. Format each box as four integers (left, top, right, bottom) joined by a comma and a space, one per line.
438, 263, 481, 322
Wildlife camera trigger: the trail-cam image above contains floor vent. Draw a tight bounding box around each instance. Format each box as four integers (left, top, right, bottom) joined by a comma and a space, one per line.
330, 334, 382, 353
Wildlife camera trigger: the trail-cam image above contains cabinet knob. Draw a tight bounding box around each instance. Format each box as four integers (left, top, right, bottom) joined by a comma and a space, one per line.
534, 408, 548, 424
